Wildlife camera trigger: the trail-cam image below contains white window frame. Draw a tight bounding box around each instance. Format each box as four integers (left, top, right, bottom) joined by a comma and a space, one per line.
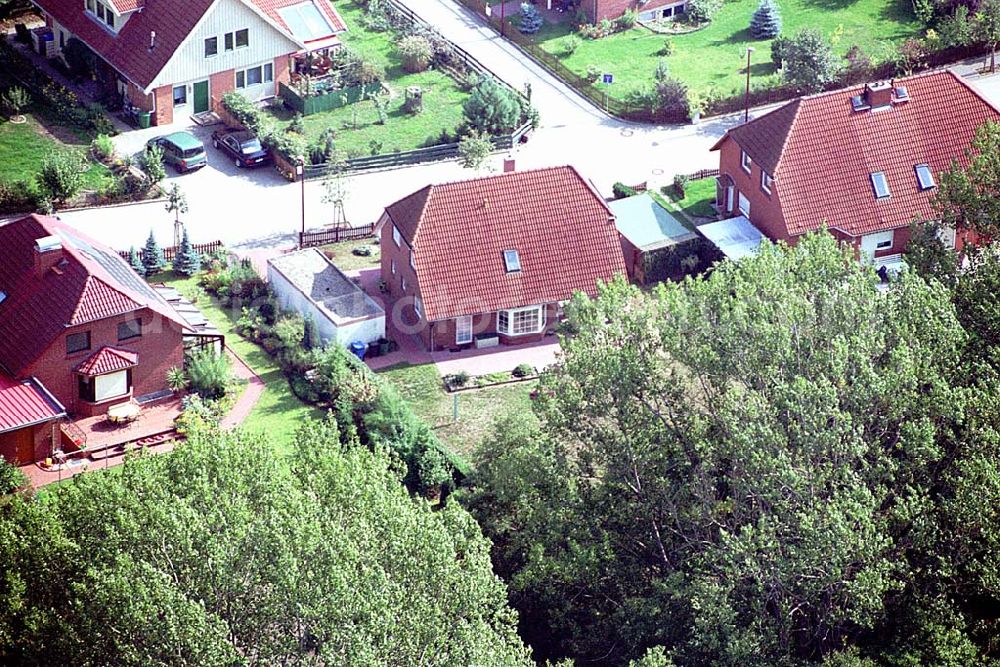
392, 225, 401, 246
503, 249, 521, 273
172, 84, 187, 107
497, 305, 545, 337
205, 36, 218, 58
94, 370, 129, 402
455, 315, 473, 345
738, 192, 750, 217
915, 164, 935, 190
870, 171, 891, 199
224, 32, 234, 51
741, 150, 752, 174
760, 170, 773, 194
390, 258, 396, 275
875, 237, 893, 251
409, 249, 415, 270
235, 28, 249, 48
413, 296, 423, 320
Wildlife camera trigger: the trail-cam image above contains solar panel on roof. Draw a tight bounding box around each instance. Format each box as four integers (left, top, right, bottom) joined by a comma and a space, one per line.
277, 2, 333, 41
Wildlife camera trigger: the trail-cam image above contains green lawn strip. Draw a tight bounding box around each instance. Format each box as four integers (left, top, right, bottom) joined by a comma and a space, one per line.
656, 177, 717, 226
265, 1, 468, 155
318, 239, 380, 272
532, 0, 918, 98
0, 114, 112, 188
151, 272, 324, 454
377, 362, 536, 459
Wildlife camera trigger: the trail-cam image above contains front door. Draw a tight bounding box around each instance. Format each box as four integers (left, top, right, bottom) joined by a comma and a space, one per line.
193, 80, 209, 113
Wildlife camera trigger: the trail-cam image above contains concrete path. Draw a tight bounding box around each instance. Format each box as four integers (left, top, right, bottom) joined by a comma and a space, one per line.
220, 347, 266, 429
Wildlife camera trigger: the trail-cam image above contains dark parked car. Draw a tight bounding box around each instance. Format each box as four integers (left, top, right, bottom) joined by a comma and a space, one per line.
211, 128, 271, 168
145, 132, 207, 173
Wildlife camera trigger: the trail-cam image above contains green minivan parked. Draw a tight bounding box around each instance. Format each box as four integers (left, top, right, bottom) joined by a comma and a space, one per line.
145, 131, 208, 173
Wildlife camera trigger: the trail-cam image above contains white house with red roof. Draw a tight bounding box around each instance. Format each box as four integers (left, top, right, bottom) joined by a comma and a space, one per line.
710, 71, 1000, 271
0, 215, 197, 465
377, 166, 628, 351
30, 0, 346, 125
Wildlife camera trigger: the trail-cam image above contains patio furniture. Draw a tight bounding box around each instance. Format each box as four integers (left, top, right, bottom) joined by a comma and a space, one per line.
107, 401, 141, 425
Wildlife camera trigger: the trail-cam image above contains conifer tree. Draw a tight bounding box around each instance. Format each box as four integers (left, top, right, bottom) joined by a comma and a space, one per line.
750, 0, 782, 39
518, 3, 543, 34
141, 230, 165, 277
171, 227, 201, 277
127, 246, 144, 275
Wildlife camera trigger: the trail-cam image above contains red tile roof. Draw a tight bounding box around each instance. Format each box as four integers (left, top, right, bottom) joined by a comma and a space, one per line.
384, 166, 627, 322
0, 215, 189, 377
0, 372, 64, 433
108, 0, 141, 12
75, 346, 139, 376
712, 71, 1000, 238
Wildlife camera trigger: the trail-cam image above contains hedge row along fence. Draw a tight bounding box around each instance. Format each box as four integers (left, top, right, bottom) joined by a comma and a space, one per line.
279, 81, 384, 116
454, 0, 988, 122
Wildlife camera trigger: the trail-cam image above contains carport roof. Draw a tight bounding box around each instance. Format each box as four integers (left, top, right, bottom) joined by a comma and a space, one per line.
610, 193, 697, 251
267, 249, 384, 325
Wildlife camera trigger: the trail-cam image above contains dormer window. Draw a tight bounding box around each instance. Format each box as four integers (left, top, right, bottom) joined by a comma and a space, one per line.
86, 0, 116, 31
741, 150, 752, 174
503, 249, 521, 273
915, 164, 935, 190
870, 171, 891, 199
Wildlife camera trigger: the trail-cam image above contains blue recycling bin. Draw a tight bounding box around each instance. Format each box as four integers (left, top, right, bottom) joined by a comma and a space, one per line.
350, 341, 367, 360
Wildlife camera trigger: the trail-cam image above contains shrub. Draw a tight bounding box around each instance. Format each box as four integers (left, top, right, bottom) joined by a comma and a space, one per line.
302, 313, 321, 351
139, 143, 166, 185
519, 3, 544, 34
273, 315, 305, 352
599, 18, 613, 35
844, 45, 873, 81
659, 37, 676, 56
166, 366, 187, 392
750, 0, 782, 39
127, 246, 144, 274
615, 8, 638, 31
655, 76, 691, 120
673, 173, 691, 197
352, 244, 373, 256
62, 37, 97, 79
447, 371, 470, 387
782, 28, 839, 92
687, 0, 722, 23
577, 23, 602, 40
512, 363, 534, 378
613, 182, 638, 199
288, 113, 305, 134
458, 130, 493, 170
462, 77, 523, 135
415, 443, 452, 494
186, 349, 231, 400
0, 458, 27, 495
895, 37, 928, 76
307, 128, 337, 166
36, 153, 83, 204
0, 179, 39, 214
585, 64, 602, 83
771, 35, 789, 69
397, 34, 433, 72
2, 86, 29, 120
90, 133, 115, 161
561, 34, 582, 56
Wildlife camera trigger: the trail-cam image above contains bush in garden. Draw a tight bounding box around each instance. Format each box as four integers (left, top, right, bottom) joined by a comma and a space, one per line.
352, 244, 373, 257
139, 143, 166, 185
397, 35, 433, 73
273, 314, 305, 352
308, 128, 337, 166
750, 0, 782, 39
2, 86, 29, 121
518, 3, 544, 34
0, 179, 40, 215
166, 366, 187, 393
673, 173, 691, 197
844, 45, 873, 81
458, 130, 493, 171
561, 34, 582, 56
659, 37, 676, 56
615, 8, 638, 31
415, 443, 452, 494
90, 134, 115, 162
462, 77, 523, 135
35, 153, 83, 205
141, 230, 165, 276
598, 18, 613, 35
62, 37, 97, 79
302, 313, 321, 351
687, 0, 722, 23
0, 458, 27, 495
127, 246, 144, 274
185, 349, 231, 400
585, 64, 602, 83
771, 34, 789, 68
512, 363, 535, 378
782, 28, 839, 92
655, 76, 691, 120
612, 182, 638, 199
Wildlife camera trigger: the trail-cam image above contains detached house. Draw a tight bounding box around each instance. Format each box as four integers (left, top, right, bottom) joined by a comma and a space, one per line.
0, 215, 192, 465
378, 166, 627, 351
31, 0, 346, 125
582, 0, 689, 23
710, 71, 1000, 270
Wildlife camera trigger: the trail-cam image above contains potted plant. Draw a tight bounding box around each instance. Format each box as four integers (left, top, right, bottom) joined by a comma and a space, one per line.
166, 366, 187, 394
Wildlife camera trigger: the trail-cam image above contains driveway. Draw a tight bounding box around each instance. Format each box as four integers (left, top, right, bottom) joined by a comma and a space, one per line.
54, 0, 1000, 253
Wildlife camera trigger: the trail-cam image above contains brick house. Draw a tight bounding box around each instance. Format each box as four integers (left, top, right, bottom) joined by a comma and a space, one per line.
710, 71, 1000, 268
581, 0, 689, 22
0, 215, 191, 464
378, 166, 627, 351
30, 0, 346, 125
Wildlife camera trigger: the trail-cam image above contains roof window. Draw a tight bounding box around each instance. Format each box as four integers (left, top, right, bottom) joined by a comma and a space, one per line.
503, 249, 521, 273
870, 171, 891, 199
915, 164, 935, 190
0, 290, 6, 305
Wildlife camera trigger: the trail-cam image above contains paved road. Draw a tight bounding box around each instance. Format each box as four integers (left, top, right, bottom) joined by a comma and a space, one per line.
57, 0, 1000, 253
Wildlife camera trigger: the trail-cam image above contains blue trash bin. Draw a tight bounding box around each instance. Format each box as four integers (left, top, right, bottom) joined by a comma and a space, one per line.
350, 341, 367, 360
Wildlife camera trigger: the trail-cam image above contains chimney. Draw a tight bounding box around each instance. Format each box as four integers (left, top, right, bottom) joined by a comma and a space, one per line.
864, 81, 893, 109
503, 155, 516, 173
34, 235, 63, 278
149, 30, 156, 50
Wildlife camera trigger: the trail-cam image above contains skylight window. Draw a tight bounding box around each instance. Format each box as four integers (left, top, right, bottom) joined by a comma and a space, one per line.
0, 291, 6, 305
915, 164, 935, 190
277, 2, 334, 41
503, 249, 521, 273
870, 171, 891, 199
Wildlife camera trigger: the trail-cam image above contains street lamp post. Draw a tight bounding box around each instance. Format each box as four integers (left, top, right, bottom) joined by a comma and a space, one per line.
296, 161, 305, 247
744, 47, 755, 124
500, 0, 506, 37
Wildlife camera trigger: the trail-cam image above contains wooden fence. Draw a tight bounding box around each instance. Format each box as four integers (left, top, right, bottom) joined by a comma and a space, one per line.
299, 223, 377, 248
118, 240, 223, 263
279, 81, 383, 115
686, 168, 720, 180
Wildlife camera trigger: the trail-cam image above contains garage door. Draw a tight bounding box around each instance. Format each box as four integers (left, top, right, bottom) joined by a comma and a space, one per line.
0, 427, 35, 466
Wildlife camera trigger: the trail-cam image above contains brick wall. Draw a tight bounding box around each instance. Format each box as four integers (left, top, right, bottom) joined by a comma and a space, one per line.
274, 54, 292, 93
590, 0, 637, 21
24, 309, 185, 418
152, 85, 173, 126
210, 68, 236, 111
717, 137, 790, 244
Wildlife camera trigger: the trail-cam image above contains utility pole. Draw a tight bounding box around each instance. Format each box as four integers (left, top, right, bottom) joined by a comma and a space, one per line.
744, 47, 755, 124
500, 0, 506, 37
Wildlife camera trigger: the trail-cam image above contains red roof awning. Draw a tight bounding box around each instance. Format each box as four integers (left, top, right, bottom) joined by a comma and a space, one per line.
0, 372, 65, 433
74, 346, 138, 377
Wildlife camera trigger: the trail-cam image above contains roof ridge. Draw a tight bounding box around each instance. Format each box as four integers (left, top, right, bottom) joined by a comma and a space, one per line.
428, 164, 579, 190
772, 99, 803, 176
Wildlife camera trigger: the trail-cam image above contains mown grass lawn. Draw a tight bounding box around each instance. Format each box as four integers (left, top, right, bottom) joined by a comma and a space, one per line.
377, 363, 537, 459
152, 271, 325, 456
531, 0, 919, 99
319, 238, 381, 272
266, 1, 469, 156
659, 177, 718, 224
0, 115, 112, 189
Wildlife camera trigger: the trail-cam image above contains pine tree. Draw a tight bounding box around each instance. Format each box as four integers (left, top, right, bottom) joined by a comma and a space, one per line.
303, 313, 321, 350
518, 3, 543, 34
750, 0, 782, 39
127, 246, 144, 275
172, 227, 201, 277
141, 230, 165, 277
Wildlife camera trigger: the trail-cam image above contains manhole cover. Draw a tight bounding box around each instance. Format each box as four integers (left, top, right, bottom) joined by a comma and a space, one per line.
621, 128, 634, 137
652, 168, 664, 175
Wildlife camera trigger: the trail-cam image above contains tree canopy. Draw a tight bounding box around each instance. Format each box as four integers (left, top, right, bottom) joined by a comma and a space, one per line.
464, 233, 1000, 666
0, 420, 531, 666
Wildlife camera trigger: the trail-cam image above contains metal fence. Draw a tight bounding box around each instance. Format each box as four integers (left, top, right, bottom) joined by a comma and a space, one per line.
299, 223, 377, 248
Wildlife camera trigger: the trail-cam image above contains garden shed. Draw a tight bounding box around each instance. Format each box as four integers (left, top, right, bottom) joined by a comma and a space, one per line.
267, 249, 385, 347
611, 193, 701, 284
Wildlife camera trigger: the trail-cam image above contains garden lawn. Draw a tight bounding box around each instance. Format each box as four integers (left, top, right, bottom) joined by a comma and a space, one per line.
532, 0, 919, 99
319, 238, 381, 272
377, 363, 537, 459
153, 271, 324, 456
266, 1, 469, 156
0, 115, 112, 189
659, 177, 717, 224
